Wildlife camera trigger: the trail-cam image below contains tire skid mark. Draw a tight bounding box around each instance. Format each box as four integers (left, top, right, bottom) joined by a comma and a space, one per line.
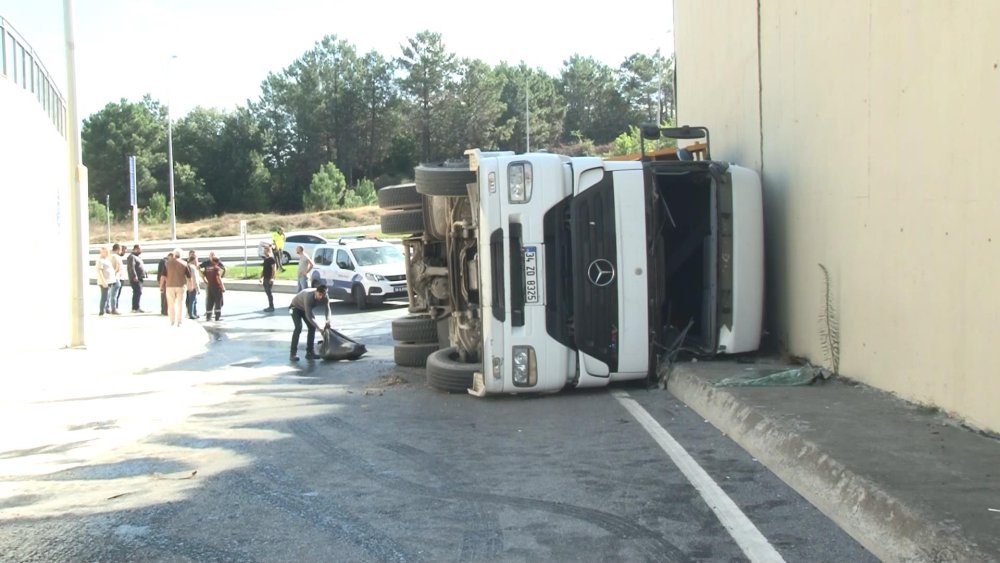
237, 462, 421, 563
291, 419, 687, 562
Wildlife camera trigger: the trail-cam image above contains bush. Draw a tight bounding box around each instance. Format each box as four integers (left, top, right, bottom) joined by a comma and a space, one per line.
304, 162, 346, 211
88, 197, 111, 222
143, 192, 169, 223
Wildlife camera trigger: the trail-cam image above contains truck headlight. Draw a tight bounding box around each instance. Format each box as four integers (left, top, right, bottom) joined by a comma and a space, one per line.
364, 272, 385, 282
508, 163, 532, 203
511, 345, 537, 387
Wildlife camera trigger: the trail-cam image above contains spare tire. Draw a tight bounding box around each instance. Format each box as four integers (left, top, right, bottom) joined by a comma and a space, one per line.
377, 183, 422, 210
394, 342, 439, 367
415, 161, 476, 197
425, 347, 480, 393
380, 209, 424, 235
391, 314, 437, 343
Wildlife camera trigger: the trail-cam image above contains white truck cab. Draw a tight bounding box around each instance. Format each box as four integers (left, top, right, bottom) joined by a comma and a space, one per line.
310, 237, 408, 309
378, 126, 764, 395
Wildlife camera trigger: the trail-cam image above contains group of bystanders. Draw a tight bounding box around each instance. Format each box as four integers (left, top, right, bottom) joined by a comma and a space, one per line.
95, 238, 331, 362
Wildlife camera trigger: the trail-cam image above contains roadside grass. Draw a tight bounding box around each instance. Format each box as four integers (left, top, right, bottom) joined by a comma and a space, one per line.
90, 206, 384, 244
226, 264, 298, 281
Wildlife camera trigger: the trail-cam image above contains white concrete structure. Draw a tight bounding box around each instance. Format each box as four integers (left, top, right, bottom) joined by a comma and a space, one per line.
674, 0, 1000, 433
1, 16, 79, 353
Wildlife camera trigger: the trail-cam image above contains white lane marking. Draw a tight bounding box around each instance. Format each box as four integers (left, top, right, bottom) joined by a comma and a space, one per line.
612, 390, 785, 563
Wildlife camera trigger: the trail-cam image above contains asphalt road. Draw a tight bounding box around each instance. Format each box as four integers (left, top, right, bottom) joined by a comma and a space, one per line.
0, 288, 875, 562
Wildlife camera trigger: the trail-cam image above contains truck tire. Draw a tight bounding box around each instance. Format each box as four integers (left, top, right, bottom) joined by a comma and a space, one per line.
377, 183, 422, 210
391, 314, 438, 343
394, 342, 439, 367
425, 347, 479, 393
415, 162, 476, 197
380, 209, 424, 235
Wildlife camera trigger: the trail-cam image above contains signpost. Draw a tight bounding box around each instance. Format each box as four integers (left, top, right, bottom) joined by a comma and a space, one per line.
240, 219, 248, 277
106, 194, 111, 243
128, 155, 138, 242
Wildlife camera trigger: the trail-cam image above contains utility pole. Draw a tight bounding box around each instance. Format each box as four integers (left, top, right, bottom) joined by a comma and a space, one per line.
64, 0, 86, 347
167, 55, 177, 241
525, 71, 530, 153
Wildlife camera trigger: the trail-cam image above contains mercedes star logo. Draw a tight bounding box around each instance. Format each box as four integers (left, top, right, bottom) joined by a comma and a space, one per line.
587, 259, 615, 287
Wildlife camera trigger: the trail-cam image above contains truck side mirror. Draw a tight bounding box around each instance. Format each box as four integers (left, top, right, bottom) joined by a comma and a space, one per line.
640, 123, 661, 140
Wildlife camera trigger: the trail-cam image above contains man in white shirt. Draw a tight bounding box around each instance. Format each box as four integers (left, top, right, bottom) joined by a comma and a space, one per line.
295, 245, 315, 291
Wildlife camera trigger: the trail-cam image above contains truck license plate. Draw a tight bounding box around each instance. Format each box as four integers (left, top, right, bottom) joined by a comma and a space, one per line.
524, 245, 539, 304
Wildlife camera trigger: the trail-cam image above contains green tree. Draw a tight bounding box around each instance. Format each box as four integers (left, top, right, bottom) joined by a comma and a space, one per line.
358, 50, 401, 179
172, 162, 216, 219
559, 55, 630, 144
81, 96, 165, 216
658, 53, 676, 124
495, 62, 566, 152
88, 197, 111, 222
144, 192, 168, 223
436, 58, 509, 156
618, 52, 661, 125
304, 162, 347, 211
398, 31, 458, 162
173, 106, 226, 215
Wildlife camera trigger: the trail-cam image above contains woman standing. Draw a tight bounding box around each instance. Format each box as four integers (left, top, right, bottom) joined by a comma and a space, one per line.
95, 247, 116, 316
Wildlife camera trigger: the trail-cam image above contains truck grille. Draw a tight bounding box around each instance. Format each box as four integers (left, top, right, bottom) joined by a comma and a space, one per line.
571, 172, 619, 372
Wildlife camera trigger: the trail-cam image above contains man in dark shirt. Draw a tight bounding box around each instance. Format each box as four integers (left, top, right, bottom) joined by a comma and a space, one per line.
260, 245, 276, 312
202, 253, 226, 321
288, 284, 331, 361
156, 252, 171, 315
126, 244, 146, 313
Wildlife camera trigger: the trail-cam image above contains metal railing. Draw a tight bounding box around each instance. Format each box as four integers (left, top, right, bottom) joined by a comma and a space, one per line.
0, 15, 67, 137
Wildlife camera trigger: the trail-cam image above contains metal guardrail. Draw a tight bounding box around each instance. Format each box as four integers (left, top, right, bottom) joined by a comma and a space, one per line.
0, 15, 67, 136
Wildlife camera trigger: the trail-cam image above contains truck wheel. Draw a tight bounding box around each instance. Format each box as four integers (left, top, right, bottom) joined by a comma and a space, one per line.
394, 342, 439, 367
377, 183, 422, 210
415, 162, 476, 197
380, 209, 424, 235
425, 347, 479, 393
391, 314, 437, 343
352, 285, 367, 310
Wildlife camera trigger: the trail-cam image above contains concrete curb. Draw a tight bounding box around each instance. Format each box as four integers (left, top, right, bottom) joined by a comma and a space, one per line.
666, 365, 989, 563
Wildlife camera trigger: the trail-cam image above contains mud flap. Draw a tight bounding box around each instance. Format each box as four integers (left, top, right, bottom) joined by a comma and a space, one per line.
468, 371, 487, 397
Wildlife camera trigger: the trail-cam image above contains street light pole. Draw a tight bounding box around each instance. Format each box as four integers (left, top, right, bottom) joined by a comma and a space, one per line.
64, 0, 86, 347
166, 55, 177, 241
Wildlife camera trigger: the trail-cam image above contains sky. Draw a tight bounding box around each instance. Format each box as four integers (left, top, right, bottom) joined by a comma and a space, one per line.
2, 0, 674, 120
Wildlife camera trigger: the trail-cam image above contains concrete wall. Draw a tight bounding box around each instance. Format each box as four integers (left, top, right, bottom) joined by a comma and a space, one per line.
675, 0, 1000, 433
0, 76, 75, 353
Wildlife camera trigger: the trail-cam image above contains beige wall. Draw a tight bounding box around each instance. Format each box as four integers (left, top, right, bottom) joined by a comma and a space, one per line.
0, 78, 75, 352
675, 0, 1000, 433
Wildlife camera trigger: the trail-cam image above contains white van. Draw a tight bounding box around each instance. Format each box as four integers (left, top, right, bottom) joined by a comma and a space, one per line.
310, 237, 408, 309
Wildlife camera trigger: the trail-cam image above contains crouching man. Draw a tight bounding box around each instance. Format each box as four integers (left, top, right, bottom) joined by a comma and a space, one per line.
289, 284, 331, 361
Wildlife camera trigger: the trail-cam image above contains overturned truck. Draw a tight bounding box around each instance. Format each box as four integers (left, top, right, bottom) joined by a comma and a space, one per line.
379, 125, 764, 395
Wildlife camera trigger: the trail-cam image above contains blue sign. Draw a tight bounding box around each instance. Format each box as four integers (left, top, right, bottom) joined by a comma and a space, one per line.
128, 155, 137, 207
